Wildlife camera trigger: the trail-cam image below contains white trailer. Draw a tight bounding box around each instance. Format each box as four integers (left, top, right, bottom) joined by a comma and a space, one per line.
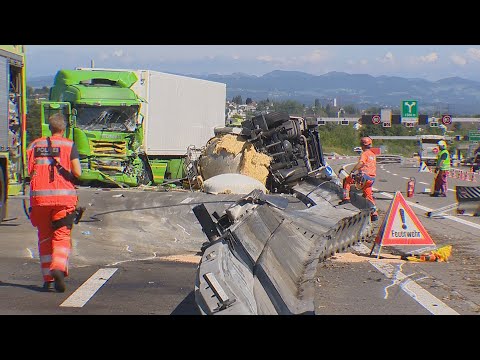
131, 70, 226, 156
78, 67, 226, 156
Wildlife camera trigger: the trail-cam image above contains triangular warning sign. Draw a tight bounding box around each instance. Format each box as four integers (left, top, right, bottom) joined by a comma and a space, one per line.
375, 191, 435, 246
418, 162, 431, 173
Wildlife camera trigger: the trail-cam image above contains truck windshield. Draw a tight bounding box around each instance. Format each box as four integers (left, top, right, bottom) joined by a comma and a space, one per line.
75, 105, 139, 132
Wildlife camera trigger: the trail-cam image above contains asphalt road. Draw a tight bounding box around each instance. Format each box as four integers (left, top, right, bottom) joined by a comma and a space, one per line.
317, 158, 480, 315
1, 159, 479, 315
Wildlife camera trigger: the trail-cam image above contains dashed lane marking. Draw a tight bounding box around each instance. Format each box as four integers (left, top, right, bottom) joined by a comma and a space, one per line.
60, 268, 118, 308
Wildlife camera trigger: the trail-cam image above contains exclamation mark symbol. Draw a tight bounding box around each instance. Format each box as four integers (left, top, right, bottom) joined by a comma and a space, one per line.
399, 208, 407, 229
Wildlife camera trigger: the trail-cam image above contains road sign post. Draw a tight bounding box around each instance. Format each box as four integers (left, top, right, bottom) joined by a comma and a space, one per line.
401, 100, 418, 122
442, 115, 452, 125
468, 131, 480, 142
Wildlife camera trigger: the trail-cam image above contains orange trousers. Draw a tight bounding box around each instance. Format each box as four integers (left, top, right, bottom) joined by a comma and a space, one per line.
342, 176, 378, 216
30, 205, 75, 282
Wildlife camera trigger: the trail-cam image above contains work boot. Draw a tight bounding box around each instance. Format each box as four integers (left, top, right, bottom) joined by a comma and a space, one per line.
371, 215, 378, 222
42, 281, 55, 292
51, 269, 66, 293
338, 199, 351, 205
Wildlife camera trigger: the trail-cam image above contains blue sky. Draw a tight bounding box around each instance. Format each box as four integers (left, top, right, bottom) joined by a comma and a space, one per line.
25, 45, 480, 81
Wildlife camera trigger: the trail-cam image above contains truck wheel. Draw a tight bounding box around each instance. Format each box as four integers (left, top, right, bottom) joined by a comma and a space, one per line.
0, 166, 6, 222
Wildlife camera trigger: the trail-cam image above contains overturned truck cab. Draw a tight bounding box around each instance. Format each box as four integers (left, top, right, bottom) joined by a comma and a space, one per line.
192, 112, 375, 314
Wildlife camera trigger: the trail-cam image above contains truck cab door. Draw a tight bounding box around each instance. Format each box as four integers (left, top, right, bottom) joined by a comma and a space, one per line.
40, 102, 73, 140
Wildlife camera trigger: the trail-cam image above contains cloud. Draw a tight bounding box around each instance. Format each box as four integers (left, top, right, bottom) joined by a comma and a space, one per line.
98, 48, 126, 60
377, 52, 394, 63
257, 55, 274, 62
112, 49, 124, 57
450, 54, 467, 65
299, 49, 330, 64
467, 47, 480, 61
256, 48, 330, 67
416, 52, 439, 63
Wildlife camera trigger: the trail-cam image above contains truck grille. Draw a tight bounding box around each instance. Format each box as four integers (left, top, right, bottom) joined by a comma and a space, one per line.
90, 140, 127, 156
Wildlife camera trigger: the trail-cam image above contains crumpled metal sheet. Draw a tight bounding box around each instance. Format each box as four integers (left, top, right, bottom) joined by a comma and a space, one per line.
194, 181, 373, 315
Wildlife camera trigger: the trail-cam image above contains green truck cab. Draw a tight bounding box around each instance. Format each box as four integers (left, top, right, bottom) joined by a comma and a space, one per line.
42, 70, 152, 187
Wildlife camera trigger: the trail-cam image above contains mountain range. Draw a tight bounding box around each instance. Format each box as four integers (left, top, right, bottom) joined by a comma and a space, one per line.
28, 70, 480, 114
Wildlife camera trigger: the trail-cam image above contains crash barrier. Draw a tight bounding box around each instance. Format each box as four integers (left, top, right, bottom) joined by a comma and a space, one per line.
376, 155, 402, 164
448, 168, 479, 182
193, 180, 373, 315
325, 155, 352, 160
427, 185, 480, 217
456, 185, 480, 216
402, 157, 421, 168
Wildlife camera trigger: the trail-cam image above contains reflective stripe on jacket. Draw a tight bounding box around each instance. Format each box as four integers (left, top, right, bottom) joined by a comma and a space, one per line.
27, 136, 78, 207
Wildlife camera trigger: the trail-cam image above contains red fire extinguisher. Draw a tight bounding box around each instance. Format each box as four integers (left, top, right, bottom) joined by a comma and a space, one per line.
407, 177, 416, 198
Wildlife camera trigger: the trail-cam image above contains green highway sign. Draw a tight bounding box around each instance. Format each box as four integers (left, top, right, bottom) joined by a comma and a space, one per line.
401, 100, 418, 119
468, 131, 480, 142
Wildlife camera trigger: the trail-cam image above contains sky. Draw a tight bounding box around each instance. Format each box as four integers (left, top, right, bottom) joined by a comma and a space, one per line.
25, 45, 480, 82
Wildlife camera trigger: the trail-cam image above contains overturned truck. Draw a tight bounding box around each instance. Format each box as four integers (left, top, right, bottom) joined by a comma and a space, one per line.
192, 112, 376, 314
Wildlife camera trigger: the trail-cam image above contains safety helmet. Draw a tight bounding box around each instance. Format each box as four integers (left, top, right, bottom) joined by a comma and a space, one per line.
360, 137, 372, 147
438, 140, 447, 148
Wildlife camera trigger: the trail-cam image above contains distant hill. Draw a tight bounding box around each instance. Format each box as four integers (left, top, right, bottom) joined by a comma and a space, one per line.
28, 70, 480, 114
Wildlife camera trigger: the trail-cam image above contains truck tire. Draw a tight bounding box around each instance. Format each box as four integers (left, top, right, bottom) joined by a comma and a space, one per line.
0, 166, 6, 222
251, 112, 290, 130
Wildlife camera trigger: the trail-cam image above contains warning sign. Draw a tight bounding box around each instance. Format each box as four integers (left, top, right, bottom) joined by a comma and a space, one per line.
375, 191, 435, 246
418, 161, 431, 173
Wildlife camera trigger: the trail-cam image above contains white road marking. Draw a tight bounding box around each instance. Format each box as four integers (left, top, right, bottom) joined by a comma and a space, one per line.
354, 244, 459, 315
375, 190, 480, 231
180, 197, 194, 204
386, 171, 391, 173
402, 177, 410, 180
60, 268, 118, 308
392, 173, 398, 176
176, 224, 191, 236
419, 181, 429, 185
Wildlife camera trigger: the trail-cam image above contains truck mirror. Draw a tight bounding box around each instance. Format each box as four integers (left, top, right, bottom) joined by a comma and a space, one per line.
137, 114, 144, 125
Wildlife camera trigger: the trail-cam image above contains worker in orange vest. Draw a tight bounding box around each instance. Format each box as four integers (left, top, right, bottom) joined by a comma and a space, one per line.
339, 136, 378, 222
27, 113, 82, 292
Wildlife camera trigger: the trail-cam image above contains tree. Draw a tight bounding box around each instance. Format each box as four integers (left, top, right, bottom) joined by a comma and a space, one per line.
314, 98, 321, 108
245, 97, 253, 105
273, 100, 304, 116
343, 104, 358, 115
232, 95, 243, 105
26, 99, 42, 144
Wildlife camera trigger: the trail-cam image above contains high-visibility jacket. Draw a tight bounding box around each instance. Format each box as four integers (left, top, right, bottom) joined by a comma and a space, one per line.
437, 149, 451, 171
27, 136, 78, 207
359, 149, 377, 177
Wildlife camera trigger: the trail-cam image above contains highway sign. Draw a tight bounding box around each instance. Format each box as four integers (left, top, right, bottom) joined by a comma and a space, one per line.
325, 165, 333, 177
469, 131, 480, 142
442, 114, 452, 125
402, 100, 418, 120
372, 115, 381, 124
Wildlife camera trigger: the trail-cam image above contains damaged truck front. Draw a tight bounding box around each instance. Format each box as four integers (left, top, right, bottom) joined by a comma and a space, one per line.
42, 70, 148, 187
192, 112, 375, 314
42, 68, 227, 188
